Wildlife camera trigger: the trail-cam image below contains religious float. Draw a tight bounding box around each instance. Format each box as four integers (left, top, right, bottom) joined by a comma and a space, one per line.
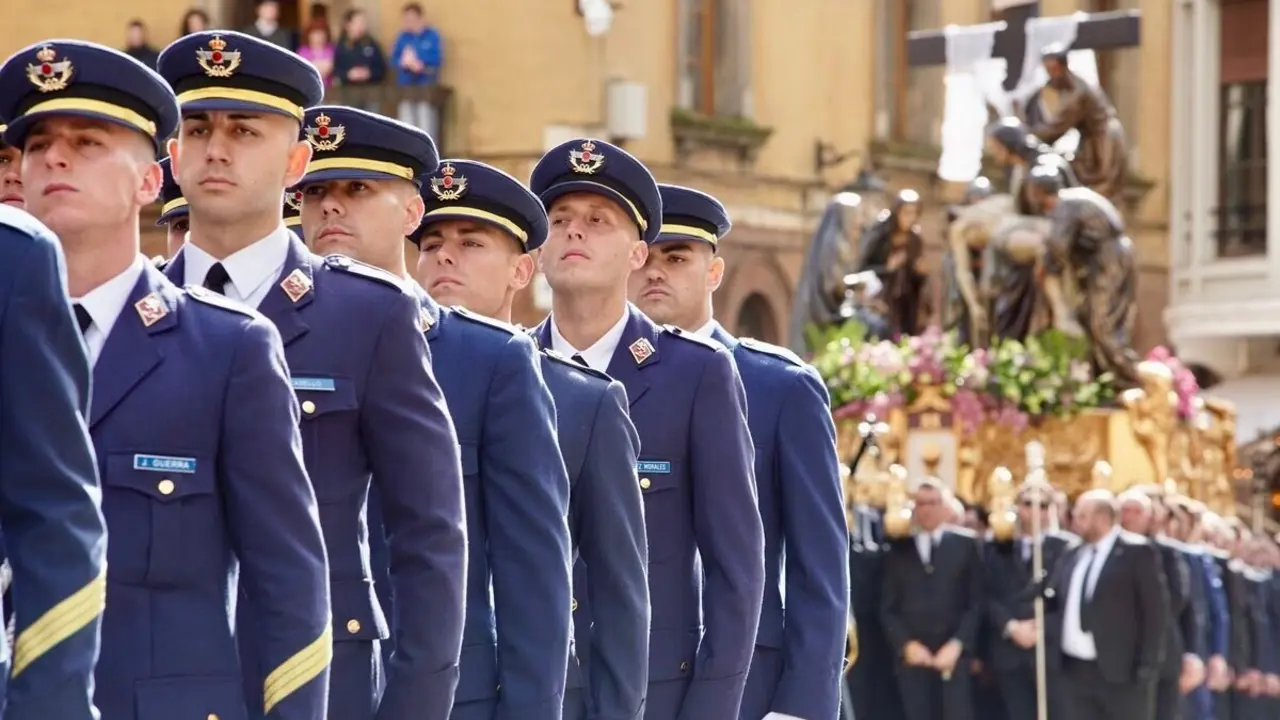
811, 321, 1240, 540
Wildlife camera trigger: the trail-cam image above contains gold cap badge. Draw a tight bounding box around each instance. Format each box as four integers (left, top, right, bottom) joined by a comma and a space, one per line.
195, 35, 241, 78
568, 139, 604, 175
279, 268, 313, 303
304, 112, 345, 152
629, 337, 655, 365
134, 293, 168, 327
429, 162, 467, 201
27, 45, 73, 93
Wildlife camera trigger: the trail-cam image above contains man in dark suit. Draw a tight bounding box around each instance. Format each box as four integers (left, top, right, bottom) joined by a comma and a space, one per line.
0, 126, 107, 720
530, 138, 766, 719
158, 32, 468, 720
410, 158, 650, 720
880, 479, 985, 720
1052, 489, 1167, 720
847, 478, 905, 720
1118, 488, 1201, 720
986, 484, 1077, 720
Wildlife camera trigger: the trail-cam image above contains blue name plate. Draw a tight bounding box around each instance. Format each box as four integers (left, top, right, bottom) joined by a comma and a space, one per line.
637, 460, 672, 474
292, 377, 336, 392
133, 454, 197, 474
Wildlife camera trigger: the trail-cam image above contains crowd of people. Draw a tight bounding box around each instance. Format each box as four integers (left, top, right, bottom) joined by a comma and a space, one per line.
0, 25, 849, 720
849, 479, 1280, 720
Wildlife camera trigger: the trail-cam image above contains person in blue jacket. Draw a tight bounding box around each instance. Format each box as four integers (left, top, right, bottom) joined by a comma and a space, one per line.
0, 39, 332, 719
530, 138, 765, 719
0, 135, 106, 720
413, 158, 651, 720
630, 183, 850, 720
293, 106, 573, 720
157, 32, 467, 720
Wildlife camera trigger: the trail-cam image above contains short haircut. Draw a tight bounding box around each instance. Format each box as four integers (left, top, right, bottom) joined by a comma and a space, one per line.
1077, 488, 1118, 521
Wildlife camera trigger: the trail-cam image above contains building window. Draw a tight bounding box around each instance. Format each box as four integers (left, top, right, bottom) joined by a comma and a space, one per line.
677, 0, 749, 117
1216, 81, 1268, 258
736, 293, 779, 345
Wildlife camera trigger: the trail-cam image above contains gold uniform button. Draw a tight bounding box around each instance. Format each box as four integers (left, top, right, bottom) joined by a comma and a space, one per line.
301, 400, 317, 415
571, 598, 579, 611
157, 479, 175, 495
346, 619, 361, 634
640, 477, 651, 490
208, 714, 220, 720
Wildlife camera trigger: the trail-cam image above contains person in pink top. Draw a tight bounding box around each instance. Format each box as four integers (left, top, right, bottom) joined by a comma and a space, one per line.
298, 23, 336, 86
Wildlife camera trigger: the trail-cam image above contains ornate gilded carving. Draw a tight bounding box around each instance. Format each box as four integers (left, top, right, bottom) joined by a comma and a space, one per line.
882, 464, 914, 539
1121, 360, 1178, 487
987, 466, 1017, 541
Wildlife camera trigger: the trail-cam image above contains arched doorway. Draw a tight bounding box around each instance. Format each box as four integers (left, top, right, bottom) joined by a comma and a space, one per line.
735, 293, 779, 344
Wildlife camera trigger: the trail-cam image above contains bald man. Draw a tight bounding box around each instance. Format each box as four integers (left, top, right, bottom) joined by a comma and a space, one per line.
1051, 489, 1168, 720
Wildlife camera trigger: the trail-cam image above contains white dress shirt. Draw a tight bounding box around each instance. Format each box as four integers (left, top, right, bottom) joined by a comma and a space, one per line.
181, 225, 291, 309
693, 318, 717, 338
1061, 525, 1121, 660
916, 528, 944, 565
72, 255, 145, 369
549, 310, 629, 373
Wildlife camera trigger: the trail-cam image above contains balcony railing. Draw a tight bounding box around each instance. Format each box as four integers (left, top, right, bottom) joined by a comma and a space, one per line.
1213, 202, 1268, 258
322, 84, 454, 153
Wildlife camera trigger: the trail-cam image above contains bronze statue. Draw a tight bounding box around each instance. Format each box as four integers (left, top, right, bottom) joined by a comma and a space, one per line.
942, 177, 995, 346
1027, 45, 1129, 201
1026, 163, 1140, 388
789, 188, 885, 351
854, 189, 932, 338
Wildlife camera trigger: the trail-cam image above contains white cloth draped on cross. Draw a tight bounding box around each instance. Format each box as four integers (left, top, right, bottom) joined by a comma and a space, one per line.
937, 12, 1103, 183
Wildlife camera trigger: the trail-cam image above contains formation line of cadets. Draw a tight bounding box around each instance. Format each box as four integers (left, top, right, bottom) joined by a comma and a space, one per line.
0, 31, 851, 720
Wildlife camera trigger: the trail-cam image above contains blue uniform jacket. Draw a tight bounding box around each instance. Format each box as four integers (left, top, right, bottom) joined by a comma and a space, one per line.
539, 349, 650, 719
91, 264, 330, 719
166, 236, 467, 720
0, 208, 107, 720
371, 288, 571, 720
709, 324, 849, 720
534, 305, 765, 720
1201, 553, 1229, 658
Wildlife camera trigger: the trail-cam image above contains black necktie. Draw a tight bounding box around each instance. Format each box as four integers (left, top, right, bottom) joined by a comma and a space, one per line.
1076, 546, 1103, 632
203, 262, 231, 295
73, 304, 92, 335
571, 353, 588, 368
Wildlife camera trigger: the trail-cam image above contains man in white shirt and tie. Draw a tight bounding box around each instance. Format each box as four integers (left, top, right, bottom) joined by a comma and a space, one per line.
880, 479, 985, 720
1054, 489, 1168, 720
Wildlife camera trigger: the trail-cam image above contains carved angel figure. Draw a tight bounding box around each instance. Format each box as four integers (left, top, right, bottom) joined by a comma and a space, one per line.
1121, 361, 1179, 487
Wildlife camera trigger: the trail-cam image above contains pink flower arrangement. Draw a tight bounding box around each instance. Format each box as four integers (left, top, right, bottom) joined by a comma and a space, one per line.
1144, 346, 1200, 420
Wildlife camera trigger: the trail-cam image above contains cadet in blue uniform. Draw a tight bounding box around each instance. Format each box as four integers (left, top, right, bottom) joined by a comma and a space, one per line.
157, 156, 188, 258
413, 158, 650, 720
629, 184, 849, 720
0, 164, 105, 720
283, 187, 303, 238
156, 33, 468, 720
0, 40, 332, 719
292, 106, 573, 720
0, 123, 24, 209
530, 138, 765, 719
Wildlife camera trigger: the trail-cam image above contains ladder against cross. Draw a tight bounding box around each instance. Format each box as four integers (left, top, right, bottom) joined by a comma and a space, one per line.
906, 2, 1141, 91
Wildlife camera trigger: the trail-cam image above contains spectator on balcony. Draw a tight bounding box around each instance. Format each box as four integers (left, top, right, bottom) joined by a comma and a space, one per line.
123, 19, 160, 70
334, 9, 387, 113
299, 24, 336, 87
242, 0, 296, 50
391, 2, 443, 138
179, 8, 208, 36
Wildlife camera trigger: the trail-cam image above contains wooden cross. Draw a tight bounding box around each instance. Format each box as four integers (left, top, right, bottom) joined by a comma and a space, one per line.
906, 1, 1141, 92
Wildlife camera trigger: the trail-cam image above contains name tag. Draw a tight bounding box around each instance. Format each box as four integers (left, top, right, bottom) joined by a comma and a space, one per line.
292, 377, 336, 392
133, 454, 197, 474
637, 460, 672, 475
